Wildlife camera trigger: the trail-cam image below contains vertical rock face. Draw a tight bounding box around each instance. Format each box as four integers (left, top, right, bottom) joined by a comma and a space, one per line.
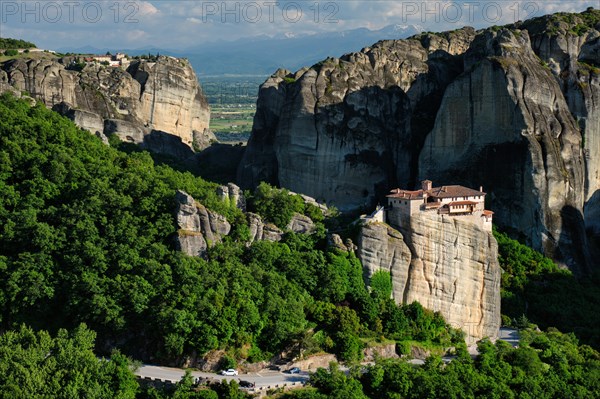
419, 28, 586, 270
175, 190, 231, 257
238, 29, 475, 209
239, 9, 600, 273
0, 56, 214, 153
246, 212, 284, 243
127, 58, 212, 148
357, 223, 412, 300
358, 216, 501, 342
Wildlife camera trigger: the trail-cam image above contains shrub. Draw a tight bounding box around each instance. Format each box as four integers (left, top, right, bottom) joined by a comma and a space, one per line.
370, 271, 392, 299
248, 182, 305, 228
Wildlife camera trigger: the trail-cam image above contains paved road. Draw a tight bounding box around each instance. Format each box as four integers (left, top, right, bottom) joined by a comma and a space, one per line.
136, 328, 520, 386
136, 364, 309, 388
498, 327, 520, 347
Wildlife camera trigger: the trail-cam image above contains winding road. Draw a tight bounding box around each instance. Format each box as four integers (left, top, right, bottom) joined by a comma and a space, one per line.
135, 328, 520, 389
136, 364, 309, 389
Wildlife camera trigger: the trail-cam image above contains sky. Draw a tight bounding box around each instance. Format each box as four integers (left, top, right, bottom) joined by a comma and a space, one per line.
0, 0, 598, 51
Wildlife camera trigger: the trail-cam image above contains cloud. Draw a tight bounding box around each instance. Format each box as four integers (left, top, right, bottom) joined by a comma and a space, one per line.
3, 1, 598, 51
137, 1, 159, 16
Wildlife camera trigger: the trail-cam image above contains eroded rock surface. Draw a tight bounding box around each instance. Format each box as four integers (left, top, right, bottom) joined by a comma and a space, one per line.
287, 213, 315, 234
175, 190, 231, 257
358, 216, 501, 342
217, 183, 246, 211
247, 212, 284, 243
0, 56, 214, 154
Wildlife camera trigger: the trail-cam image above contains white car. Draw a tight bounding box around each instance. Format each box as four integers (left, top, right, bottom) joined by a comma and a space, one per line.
221, 368, 238, 376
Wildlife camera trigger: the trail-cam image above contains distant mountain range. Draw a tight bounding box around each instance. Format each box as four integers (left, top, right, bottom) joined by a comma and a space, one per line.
58, 24, 423, 76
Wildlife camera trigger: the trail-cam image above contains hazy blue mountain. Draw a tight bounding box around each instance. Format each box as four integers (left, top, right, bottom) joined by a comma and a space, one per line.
58, 24, 423, 76
183, 24, 423, 76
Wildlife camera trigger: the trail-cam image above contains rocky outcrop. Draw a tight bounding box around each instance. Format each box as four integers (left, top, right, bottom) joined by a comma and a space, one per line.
238, 28, 475, 209
175, 190, 231, 257
287, 213, 315, 234
358, 215, 501, 342
327, 234, 356, 252
419, 27, 587, 270
247, 212, 283, 243
0, 56, 214, 154
174, 187, 323, 255
514, 12, 600, 267
217, 183, 246, 211
52, 101, 104, 134
358, 223, 412, 300
103, 118, 145, 143
127, 57, 212, 148
239, 8, 600, 273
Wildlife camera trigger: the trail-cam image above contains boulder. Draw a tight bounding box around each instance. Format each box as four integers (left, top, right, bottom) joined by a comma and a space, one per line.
174, 190, 231, 257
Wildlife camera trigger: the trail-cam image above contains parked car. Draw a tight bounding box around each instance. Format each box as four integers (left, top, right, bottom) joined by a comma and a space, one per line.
239, 380, 255, 388
287, 367, 301, 374
268, 365, 281, 371
221, 369, 238, 376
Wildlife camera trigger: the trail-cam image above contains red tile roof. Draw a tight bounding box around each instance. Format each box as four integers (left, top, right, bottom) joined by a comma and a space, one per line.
482, 210, 494, 216
387, 184, 485, 200
448, 201, 478, 206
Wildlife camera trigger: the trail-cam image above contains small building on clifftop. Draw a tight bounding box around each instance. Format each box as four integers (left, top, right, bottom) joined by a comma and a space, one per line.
386, 180, 493, 230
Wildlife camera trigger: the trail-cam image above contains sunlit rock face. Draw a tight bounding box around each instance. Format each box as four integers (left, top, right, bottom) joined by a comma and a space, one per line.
1, 55, 214, 154
358, 214, 501, 342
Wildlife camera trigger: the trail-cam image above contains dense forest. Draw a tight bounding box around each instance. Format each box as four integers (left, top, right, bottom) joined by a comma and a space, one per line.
0, 38, 36, 49
0, 94, 599, 397
495, 230, 600, 348
276, 328, 600, 399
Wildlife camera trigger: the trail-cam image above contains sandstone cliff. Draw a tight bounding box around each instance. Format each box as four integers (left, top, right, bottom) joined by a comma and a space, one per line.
0, 55, 214, 154
238, 27, 475, 209
239, 8, 600, 273
358, 216, 501, 342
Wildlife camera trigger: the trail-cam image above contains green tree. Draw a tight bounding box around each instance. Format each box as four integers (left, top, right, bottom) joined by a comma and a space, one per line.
370, 270, 392, 299
248, 182, 304, 228
0, 324, 138, 399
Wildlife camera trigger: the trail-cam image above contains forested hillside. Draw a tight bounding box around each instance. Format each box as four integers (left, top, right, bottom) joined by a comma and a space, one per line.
0, 93, 458, 366
276, 329, 600, 399
1, 83, 599, 398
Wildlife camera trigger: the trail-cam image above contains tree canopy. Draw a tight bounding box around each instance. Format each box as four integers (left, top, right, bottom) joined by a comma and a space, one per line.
0, 93, 457, 366
0, 38, 36, 49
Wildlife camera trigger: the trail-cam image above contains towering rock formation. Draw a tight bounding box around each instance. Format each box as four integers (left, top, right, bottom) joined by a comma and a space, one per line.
239, 8, 600, 273
238, 28, 475, 210
0, 55, 214, 154
418, 28, 586, 270
358, 216, 501, 342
